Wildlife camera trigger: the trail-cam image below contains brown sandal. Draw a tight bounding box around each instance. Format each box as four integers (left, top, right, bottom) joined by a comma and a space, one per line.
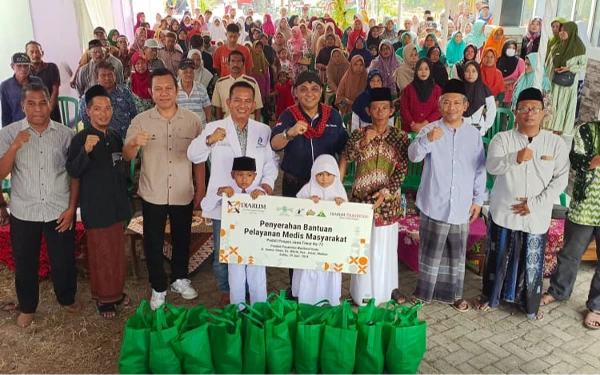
540, 292, 557, 306
451, 299, 470, 313
391, 289, 406, 304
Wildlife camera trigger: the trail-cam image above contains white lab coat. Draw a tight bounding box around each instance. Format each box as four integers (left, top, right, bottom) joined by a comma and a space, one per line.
187, 116, 280, 220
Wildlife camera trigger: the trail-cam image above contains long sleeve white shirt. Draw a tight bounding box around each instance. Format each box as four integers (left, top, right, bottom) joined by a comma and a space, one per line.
486, 129, 570, 234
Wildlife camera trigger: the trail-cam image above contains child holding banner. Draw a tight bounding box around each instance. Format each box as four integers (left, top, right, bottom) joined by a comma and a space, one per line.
202, 156, 268, 305
292, 154, 348, 306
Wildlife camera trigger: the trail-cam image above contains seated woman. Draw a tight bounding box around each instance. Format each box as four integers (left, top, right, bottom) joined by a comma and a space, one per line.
336, 55, 368, 115
418, 33, 448, 65
350, 69, 393, 131
393, 43, 419, 97
496, 40, 525, 107
400, 57, 442, 133
348, 36, 373, 68
480, 48, 505, 100
427, 46, 449, 91
446, 31, 466, 68
511, 53, 551, 110
462, 61, 496, 136
325, 48, 350, 100
450, 43, 477, 80
369, 40, 401, 95
395, 31, 419, 61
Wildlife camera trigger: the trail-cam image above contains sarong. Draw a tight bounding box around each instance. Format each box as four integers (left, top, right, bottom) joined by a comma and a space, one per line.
482, 216, 547, 317
414, 213, 469, 303
86, 222, 126, 303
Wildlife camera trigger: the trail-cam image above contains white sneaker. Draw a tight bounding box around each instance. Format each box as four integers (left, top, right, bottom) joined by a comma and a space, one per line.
150, 289, 166, 310
171, 279, 198, 300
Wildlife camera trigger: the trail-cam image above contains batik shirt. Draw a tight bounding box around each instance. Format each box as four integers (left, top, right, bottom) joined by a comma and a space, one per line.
343, 126, 409, 226
569, 122, 600, 226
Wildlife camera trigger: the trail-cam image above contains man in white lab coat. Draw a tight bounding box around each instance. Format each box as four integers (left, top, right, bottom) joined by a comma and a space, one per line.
187, 80, 279, 307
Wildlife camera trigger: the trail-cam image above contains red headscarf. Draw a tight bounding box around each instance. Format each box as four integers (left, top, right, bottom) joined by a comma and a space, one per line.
130, 54, 152, 99
134, 12, 144, 33
480, 48, 504, 96
263, 14, 276, 37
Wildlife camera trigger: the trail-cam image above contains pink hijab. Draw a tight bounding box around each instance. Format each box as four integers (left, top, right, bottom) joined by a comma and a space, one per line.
288, 26, 305, 63
263, 14, 276, 37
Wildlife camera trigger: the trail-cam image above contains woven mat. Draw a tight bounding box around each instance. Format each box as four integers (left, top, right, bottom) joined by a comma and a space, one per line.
127, 212, 214, 276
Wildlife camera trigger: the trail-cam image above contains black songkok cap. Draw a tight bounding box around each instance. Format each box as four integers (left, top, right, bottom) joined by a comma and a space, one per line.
293, 71, 322, 88
232, 156, 256, 171
516, 87, 544, 107
369, 87, 392, 103
84, 85, 110, 106
443, 79, 466, 96
88, 39, 103, 49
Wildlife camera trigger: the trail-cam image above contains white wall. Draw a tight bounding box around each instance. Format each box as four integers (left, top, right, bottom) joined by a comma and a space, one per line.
1, 0, 34, 81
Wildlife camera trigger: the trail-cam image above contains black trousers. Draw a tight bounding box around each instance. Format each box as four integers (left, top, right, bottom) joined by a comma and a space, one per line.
282, 176, 308, 286
141, 199, 193, 292
10, 215, 77, 314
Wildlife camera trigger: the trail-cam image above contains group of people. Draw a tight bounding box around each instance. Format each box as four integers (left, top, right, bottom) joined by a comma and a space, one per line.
0, 2, 599, 332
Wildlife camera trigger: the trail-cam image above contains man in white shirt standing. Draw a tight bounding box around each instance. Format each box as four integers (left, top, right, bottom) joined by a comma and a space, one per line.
476, 88, 570, 321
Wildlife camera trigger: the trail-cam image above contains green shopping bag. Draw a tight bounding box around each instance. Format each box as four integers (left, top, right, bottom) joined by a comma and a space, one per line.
385, 303, 427, 374
295, 301, 332, 374
149, 303, 187, 374
268, 290, 299, 345
320, 300, 358, 374
118, 300, 153, 374
209, 304, 243, 374
171, 305, 214, 374
355, 299, 396, 374
240, 304, 267, 374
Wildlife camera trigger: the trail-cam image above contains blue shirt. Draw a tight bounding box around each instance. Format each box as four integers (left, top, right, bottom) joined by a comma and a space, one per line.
408, 119, 487, 225
1, 75, 44, 127
79, 84, 137, 138
271, 105, 348, 181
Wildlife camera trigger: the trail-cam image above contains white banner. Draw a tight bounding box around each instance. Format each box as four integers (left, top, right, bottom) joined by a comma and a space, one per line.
219, 194, 374, 274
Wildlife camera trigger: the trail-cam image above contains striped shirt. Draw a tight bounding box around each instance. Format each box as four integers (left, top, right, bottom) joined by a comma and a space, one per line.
0, 119, 74, 222
76, 56, 124, 96
176, 81, 211, 126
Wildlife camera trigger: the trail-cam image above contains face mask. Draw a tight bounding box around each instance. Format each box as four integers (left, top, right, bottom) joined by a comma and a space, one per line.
506, 48, 516, 57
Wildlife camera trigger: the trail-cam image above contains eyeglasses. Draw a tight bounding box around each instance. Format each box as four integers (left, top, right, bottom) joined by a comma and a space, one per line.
516, 107, 543, 114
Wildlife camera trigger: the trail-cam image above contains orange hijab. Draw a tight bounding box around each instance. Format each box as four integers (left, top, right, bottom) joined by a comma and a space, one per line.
480, 48, 504, 96
482, 26, 506, 57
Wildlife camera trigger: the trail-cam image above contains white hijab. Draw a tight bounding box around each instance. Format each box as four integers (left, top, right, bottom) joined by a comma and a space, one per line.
209, 17, 227, 42
297, 155, 348, 202
187, 49, 213, 89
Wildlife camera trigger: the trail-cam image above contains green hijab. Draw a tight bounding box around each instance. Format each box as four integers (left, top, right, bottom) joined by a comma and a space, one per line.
512, 53, 551, 109
107, 29, 119, 47
547, 17, 568, 52
464, 20, 487, 48
446, 31, 466, 66
395, 31, 418, 60
551, 21, 586, 68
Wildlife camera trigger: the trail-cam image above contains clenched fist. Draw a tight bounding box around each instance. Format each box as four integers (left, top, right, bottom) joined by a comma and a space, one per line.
11, 130, 30, 151
288, 121, 309, 137
84, 135, 100, 153
427, 126, 443, 142
130, 131, 149, 147
363, 129, 378, 144
517, 146, 534, 164
207, 127, 226, 145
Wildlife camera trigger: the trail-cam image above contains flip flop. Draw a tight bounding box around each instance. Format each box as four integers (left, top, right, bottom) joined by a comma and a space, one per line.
114, 293, 131, 308
97, 301, 117, 320
473, 295, 493, 311
409, 295, 425, 305
539, 292, 557, 306
584, 310, 600, 330
451, 299, 470, 313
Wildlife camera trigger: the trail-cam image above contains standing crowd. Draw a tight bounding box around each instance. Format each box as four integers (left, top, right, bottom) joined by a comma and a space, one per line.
0, 0, 599, 332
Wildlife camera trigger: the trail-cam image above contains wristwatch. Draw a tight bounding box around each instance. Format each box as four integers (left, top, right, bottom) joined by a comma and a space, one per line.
282, 129, 293, 140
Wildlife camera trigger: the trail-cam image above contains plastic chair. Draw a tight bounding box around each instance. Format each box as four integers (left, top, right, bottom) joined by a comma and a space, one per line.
58, 96, 79, 129
342, 113, 355, 190
401, 133, 423, 192
483, 107, 515, 144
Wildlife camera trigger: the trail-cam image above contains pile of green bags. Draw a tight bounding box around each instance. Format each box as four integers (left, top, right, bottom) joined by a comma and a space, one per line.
118, 291, 427, 374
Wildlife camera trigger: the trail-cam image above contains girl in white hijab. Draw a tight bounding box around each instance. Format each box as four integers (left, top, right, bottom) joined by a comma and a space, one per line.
292, 155, 347, 305
209, 17, 227, 42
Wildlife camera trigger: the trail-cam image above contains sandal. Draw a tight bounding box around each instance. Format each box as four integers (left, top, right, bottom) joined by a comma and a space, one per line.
584, 310, 600, 330
409, 295, 426, 305
473, 295, 492, 311
540, 292, 557, 306
451, 299, 470, 313
391, 289, 406, 304
17, 313, 34, 327
114, 293, 131, 308
97, 301, 117, 319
